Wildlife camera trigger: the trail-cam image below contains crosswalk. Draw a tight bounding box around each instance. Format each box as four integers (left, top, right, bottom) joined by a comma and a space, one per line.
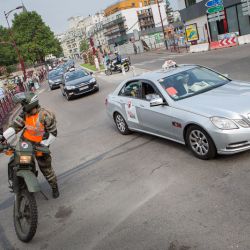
133, 54, 186, 68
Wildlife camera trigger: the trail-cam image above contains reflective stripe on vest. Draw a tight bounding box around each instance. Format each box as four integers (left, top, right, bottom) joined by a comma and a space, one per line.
23, 113, 45, 143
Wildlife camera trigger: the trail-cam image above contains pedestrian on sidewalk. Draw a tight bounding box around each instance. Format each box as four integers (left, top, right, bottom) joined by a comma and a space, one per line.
94, 56, 100, 72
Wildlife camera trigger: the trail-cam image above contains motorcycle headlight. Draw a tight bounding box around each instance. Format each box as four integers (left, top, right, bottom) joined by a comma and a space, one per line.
20, 155, 32, 164
66, 85, 76, 90
89, 78, 96, 83
210, 117, 238, 130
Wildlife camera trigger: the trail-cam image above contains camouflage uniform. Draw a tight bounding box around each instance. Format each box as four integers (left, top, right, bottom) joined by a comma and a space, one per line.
11, 107, 58, 189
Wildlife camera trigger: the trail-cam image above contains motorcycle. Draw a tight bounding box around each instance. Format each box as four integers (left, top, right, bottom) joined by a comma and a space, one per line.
0, 128, 50, 242
105, 58, 130, 76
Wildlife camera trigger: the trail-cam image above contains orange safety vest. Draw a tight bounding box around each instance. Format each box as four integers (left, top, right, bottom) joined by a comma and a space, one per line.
23, 113, 45, 143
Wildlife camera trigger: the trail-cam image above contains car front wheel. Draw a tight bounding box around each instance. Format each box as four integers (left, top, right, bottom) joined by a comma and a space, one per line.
114, 113, 131, 135
186, 125, 216, 160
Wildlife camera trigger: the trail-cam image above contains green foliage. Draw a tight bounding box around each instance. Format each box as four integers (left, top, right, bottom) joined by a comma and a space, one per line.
80, 39, 89, 53
0, 11, 63, 67
0, 26, 18, 67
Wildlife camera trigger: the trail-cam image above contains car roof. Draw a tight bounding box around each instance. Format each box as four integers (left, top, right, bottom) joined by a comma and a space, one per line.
132, 65, 197, 82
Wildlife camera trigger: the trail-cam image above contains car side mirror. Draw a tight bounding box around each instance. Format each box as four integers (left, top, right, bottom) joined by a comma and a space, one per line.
150, 97, 165, 107
90, 72, 93, 75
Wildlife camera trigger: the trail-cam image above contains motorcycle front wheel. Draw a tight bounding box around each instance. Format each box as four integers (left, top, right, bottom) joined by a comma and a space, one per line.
13, 189, 38, 242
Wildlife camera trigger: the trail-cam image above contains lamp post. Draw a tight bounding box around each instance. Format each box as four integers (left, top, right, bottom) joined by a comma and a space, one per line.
156, 0, 168, 50
4, 6, 27, 85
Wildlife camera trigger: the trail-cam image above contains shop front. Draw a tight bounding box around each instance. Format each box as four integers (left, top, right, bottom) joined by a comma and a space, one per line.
209, 2, 250, 41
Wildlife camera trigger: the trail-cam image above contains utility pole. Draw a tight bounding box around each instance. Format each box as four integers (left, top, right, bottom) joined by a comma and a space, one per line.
156, 0, 168, 50
4, 6, 27, 84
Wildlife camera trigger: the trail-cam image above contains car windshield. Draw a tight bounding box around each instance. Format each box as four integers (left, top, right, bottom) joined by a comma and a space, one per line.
159, 66, 231, 101
65, 70, 88, 83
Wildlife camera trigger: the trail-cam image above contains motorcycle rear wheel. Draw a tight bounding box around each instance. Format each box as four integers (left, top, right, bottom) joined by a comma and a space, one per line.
13, 189, 38, 242
105, 69, 112, 75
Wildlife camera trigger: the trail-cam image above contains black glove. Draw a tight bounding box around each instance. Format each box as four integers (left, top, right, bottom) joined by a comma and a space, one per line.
42, 132, 50, 140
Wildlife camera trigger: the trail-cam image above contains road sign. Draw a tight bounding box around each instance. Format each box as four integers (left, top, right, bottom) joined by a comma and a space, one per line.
207, 5, 224, 14
205, 0, 223, 7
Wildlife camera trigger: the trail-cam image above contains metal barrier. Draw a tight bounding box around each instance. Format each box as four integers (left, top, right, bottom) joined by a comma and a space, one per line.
0, 92, 16, 127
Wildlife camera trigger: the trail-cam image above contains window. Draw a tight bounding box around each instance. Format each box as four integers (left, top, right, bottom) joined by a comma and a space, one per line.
159, 67, 230, 101
237, 4, 250, 36
141, 82, 160, 101
226, 6, 239, 33
185, 0, 196, 7
119, 81, 141, 98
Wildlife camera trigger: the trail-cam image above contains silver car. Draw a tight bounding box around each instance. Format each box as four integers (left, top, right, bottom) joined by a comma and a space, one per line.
106, 64, 250, 160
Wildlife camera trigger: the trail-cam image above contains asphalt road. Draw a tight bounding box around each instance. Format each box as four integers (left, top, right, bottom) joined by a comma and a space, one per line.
0, 45, 250, 250
130, 43, 250, 81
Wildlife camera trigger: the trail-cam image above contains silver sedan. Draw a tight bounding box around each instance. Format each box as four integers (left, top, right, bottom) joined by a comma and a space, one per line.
106, 64, 250, 160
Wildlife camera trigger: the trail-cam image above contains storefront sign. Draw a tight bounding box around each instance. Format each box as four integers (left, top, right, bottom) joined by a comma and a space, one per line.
241, 0, 250, 16
185, 24, 199, 42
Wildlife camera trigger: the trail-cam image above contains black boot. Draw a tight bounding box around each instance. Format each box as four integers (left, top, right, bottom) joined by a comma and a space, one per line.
52, 184, 60, 199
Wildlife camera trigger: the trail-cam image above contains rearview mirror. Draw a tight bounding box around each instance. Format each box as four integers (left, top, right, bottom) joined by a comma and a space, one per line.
150, 97, 165, 107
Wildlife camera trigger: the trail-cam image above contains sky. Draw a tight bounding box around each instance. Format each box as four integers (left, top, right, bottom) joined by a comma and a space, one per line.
0, 0, 178, 34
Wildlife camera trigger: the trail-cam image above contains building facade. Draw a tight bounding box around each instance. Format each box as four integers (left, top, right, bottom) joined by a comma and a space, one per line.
103, 2, 168, 46
104, 0, 163, 16
59, 14, 105, 59
177, 0, 250, 42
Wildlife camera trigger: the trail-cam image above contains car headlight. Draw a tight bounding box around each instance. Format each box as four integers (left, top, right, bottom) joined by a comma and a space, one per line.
49, 80, 54, 84
20, 155, 32, 164
210, 117, 238, 130
66, 85, 75, 90
89, 78, 96, 83
234, 119, 250, 128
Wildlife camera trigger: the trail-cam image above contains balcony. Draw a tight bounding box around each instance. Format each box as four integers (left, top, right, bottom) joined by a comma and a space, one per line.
137, 9, 153, 19
103, 16, 126, 29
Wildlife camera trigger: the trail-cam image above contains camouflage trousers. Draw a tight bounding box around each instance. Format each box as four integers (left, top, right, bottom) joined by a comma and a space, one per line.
36, 154, 57, 188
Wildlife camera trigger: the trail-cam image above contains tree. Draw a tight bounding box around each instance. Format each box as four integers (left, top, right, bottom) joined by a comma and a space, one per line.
165, 0, 174, 24
80, 39, 89, 53
0, 26, 18, 67
11, 11, 62, 63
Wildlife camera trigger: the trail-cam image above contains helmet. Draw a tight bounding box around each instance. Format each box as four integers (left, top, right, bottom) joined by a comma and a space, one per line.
13, 92, 39, 113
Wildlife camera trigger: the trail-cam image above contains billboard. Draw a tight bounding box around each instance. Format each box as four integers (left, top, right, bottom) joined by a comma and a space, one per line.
185, 23, 199, 42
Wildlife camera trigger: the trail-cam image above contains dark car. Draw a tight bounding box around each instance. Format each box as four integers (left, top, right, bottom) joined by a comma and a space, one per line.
60, 69, 99, 101
48, 68, 64, 90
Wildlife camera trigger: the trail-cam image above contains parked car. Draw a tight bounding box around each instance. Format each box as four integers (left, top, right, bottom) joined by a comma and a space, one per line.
60, 69, 99, 101
48, 68, 64, 90
106, 64, 250, 160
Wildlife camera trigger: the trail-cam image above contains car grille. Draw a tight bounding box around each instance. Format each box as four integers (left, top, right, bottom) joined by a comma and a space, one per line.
76, 82, 88, 88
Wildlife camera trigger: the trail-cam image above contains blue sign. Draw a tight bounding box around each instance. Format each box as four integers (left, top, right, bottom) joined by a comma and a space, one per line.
206, 0, 223, 7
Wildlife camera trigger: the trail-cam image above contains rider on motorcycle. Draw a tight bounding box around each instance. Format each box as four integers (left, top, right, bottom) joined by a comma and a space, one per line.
5, 92, 60, 198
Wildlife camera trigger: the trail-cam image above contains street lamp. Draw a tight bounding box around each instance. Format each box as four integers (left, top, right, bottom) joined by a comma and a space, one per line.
4, 6, 27, 87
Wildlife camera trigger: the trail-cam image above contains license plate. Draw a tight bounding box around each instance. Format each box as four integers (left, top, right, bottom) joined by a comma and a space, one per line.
79, 86, 88, 91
